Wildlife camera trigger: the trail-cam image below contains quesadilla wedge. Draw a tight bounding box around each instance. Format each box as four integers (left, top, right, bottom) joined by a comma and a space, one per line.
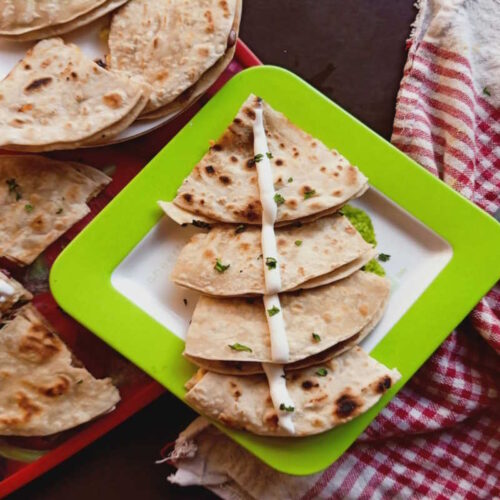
0, 0, 128, 41
0, 305, 120, 436
0, 271, 32, 322
0, 155, 111, 265
167, 94, 368, 225
172, 214, 375, 296
185, 347, 400, 437
0, 38, 148, 151
184, 271, 390, 370
109, 0, 241, 115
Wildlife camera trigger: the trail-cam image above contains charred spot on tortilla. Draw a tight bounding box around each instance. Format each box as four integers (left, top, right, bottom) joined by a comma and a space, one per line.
182, 193, 193, 203
375, 376, 392, 393
25, 77, 53, 92
335, 393, 362, 419
302, 380, 319, 390
192, 219, 211, 229
219, 175, 231, 185
230, 155, 238, 163
243, 107, 256, 120
211, 144, 223, 151
205, 165, 215, 174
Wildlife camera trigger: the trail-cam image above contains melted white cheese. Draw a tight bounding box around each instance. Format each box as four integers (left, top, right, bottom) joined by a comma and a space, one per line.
0, 278, 15, 304
262, 363, 295, 434
253, 100, 295, 434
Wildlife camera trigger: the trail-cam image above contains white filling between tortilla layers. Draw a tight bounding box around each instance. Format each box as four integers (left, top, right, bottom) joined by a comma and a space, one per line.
253, 101, 295, 434
0, 278, 15, 304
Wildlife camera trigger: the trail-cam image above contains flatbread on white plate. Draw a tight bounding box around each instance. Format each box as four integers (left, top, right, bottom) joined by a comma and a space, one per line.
109, 0, 240, 115
0, 305, 120, 436
171, 214, 375, 296
0, 155, 111, 265
185, 347, 400, 437
166, 94, 368, 225
0, 38, 148, 151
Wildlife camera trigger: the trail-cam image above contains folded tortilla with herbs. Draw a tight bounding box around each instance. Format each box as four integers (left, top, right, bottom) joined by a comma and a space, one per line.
0, 305, 120, 436
168, 94, 368, 225
109, 0, 240, 115
0, 155, 111, 265
184, 271, 390, 370
185, 347, 400, 437
0, 0, 129, 41
0, 38, 148, 151
0, 271, 32, 322
172, 214, 374, 296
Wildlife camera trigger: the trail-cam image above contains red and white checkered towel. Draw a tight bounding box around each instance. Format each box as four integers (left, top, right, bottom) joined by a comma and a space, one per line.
163, 1, 500, 497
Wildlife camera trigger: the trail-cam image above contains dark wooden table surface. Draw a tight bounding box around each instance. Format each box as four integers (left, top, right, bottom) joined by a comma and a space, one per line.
10, 1, 415, 498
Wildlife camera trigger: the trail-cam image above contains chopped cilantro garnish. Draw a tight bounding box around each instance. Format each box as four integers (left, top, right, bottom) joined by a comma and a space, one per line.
378, 253, 391, 262
228, 343, 252, 352
24, 203, 34, 213
235, 224, 246, 234
214, 258, 230, 273
274, 192, 285, 206
253, 153, 264, 163
56, 208, 63, 214
483, 87, 491, 96
294, 240, 302, 247
363, 259, 386, 276
288, 177, 293, 183
267, 305, 280, 317
266, 152, 273, 159
279, 403, 294, 412
304, 189, 316, 200
315, 368, 328, 377
265, 257, 277, 270
6, 178, 22, 200
312, 333, 321, 342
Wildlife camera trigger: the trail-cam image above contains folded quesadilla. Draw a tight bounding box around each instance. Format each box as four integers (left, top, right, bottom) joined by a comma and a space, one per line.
0, 38, 148, 151
0, 155, 111, 265
184, 271, 390, 374
109, 0, 241, 116
185, 347, 401, 437
165, 94, 368, 226
0, 271, 32, 321
0, 0, 128, 41
172, 214, 375, 296
0, 305, 120, 436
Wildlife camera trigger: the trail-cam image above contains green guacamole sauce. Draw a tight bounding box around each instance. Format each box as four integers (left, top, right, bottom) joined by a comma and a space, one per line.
339, 205, 385, 277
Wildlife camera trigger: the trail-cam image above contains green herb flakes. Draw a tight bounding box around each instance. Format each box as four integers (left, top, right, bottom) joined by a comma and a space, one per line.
266, 152, 273, 159
56, 208, 64, 215
483, 87, 491, 96
294, 240, 302, 247
315, 368, 328, 377
274, 193, 285, 206
228, 343, 252, 352
265, 257, 277, 270
235, 224, 246, 234
378, 253, 391, 262
214, 258, 230, 273
253, 153, 264, 163
267, 305, 280, 317
24, 203, 34, 213
304, 189, 316, 200
312, 333, 321, 342
288, 177, 293, 183
6, 178, 22, 200
279, 403, 294, 412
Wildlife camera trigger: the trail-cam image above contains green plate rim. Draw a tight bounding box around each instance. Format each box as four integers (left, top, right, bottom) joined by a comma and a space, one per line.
50, 65, 500, 475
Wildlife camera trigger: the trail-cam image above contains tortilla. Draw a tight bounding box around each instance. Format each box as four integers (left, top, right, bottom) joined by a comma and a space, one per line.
184, 271, 390, 366
109, 0, 240, 114
169, 94, 368, 225
0, 0, 129, 41
185, 346, 401, 436
0, 305, 120, 436
172, 214, 374, 296
0, 271, 32, 321
138, 0, 242, 121
0, 155, 111, 265
0, 38, 147, 151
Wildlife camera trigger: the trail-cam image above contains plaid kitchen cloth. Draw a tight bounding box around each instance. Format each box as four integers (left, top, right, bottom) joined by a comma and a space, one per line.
162, 0, 500, 498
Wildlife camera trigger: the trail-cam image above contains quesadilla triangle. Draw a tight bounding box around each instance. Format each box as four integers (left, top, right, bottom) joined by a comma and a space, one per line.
0, 271, 32, 322
109, 0, 242, 116
165, 94, 368, 226
0, 0, 128, 41
0, 155, 111, 266
0, 38, 148, 152
172, 213, 375, 296
184, 271, 391, 375
0, 305, 120, 436
185, 346, 401, 437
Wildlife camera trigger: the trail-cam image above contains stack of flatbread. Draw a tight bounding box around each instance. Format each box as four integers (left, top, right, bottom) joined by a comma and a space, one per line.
0, 0, 243, 149
0, 155, 111, 265
163, 95, 400, 437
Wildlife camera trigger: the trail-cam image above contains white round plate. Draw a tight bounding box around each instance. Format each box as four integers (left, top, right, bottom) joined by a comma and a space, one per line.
0, 14, 181, 145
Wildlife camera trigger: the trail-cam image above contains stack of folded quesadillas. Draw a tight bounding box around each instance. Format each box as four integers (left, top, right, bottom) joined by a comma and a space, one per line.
163, 95, 400, 437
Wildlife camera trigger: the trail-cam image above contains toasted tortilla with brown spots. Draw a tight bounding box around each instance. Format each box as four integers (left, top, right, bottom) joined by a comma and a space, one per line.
0, 38, 147, 151
169, 94, 368, 225
0, 155, 111, 265
0, 305, 120, 436
185, 346, 400, 436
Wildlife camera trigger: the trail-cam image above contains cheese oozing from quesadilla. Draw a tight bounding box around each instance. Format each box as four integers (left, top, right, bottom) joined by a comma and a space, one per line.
254, 99, 295, 433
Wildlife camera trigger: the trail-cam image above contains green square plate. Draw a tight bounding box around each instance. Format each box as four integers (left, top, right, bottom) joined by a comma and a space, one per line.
50, 66, 500, 475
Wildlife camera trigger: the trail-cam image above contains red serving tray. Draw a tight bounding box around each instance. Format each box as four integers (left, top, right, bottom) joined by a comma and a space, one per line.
0, 39, 261, 499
